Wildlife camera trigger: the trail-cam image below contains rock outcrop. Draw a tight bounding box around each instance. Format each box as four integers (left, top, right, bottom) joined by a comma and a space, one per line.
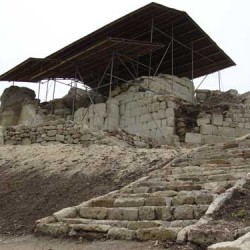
0, 86, 36, 126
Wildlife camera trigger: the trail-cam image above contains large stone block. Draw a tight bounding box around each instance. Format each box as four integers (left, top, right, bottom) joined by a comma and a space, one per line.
167, 117, 175, 127
165, 108, 175, 117
79, 207, 108, 219
155, 206, 173, 221
93, 103, 106, 116
236, 127, 250, 137
160, 127, 175, 136
185, 133, 202, 144
202, 135, 222, 144
53, 207, 77, 221
218, 127, 236, 137
138, 206, 156, 220
172, 194, 195, 205
114, 198, 145, 207
56, 134, 65, 142
197, 117, 210, 126
212, 114, 223, 126
107, 227, 136, 240
127, 221, 160, 230
108, 208, 138, 221
173, 205, 194, 220
145, 197, 168, 206
195, 193, 214, 205
137, 227, 177, 241
200, 125, 213, 135
35, 222, 69, 236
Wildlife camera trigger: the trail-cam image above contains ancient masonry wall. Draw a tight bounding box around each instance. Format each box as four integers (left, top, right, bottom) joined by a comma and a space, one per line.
185, 104, 250, 144
74, 74, 194, 145
1, 121, 152, 147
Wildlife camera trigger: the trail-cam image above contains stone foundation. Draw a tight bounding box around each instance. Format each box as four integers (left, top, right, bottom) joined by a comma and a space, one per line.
185, 95, 250, 145
2, 120, 152, 148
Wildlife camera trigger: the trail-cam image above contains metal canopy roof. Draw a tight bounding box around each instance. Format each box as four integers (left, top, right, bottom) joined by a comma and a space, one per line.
0, 38, 164, 82
0, 2, 235, 92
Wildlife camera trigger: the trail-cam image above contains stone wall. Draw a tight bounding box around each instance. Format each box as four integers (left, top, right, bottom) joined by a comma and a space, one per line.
74, 74, 194, 146
185, 104, 250, 144
2, 120, 152, 148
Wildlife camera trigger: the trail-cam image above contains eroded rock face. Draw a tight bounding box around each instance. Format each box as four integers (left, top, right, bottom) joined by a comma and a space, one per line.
0, 86, 36, 126
62, 87, 91, 110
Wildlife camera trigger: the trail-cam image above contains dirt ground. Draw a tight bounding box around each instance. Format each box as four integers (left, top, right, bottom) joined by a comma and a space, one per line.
0, 235, 165, 250
0, 235, 195, 250
213, 180, 250, 226
0, 142, 177, 236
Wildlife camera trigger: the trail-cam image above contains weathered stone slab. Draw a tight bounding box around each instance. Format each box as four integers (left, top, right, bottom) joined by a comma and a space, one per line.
91, 198, 115, 208
197, 117, 211, 126
185, 133, 202, 144
69, 223, 111, 234
107, 227, 136, 240
172, 194, 195, 205
79, 207, 108, 220
218, 127, 236, 137
53, 207, 77, 221
173, 205, 194, 220
35, 222, 69, 236
108, 208, 138, 221
200, 124, 213, 135
127, 221, 161, 230
137, 227, 177, 241
114, 198, 145, 207
195, 193, 214, 205
138, 206, 156, 220
155, 206, 173, 221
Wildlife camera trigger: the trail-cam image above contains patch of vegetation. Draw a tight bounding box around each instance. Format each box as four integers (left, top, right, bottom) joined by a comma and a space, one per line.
231, 208, 247, 218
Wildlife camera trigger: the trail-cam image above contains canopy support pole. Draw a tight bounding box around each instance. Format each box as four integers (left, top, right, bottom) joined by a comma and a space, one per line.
149, 18, 154, 76
171, 24, 174, 94
154, 41, 172, 76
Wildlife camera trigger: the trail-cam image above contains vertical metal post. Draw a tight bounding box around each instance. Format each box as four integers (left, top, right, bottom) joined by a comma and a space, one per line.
218, 71, 221, 91
149, 18, 154, 76
38, 81, 41, 101
171, 24, 174, 94
191, 42, 194, 81
45, 80, 49, 102
71, 80, 75, 119
109, 52, 114, 98
12, 81, 14, 86
136, 56, 139, 77
52, 79, 56, 100
191, 42, 194, 103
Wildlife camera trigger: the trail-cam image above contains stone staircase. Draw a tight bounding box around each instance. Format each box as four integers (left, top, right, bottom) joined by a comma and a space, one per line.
34, 135, 250, 242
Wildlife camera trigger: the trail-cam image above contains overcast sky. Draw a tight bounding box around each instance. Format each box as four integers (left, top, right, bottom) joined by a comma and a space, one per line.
0, 0, 249, 101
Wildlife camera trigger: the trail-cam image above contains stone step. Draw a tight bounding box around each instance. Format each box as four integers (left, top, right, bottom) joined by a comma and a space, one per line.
171, 165, 250, 176
61, 218, 198, 230
77, 204, 209, 221
202, 180, 235, 192
83, 190, 213, 210
35, 221, 182, 241
170, 172, 246, 183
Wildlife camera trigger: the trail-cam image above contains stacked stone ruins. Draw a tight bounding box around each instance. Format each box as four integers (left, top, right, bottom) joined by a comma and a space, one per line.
0, 74, 250, 147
